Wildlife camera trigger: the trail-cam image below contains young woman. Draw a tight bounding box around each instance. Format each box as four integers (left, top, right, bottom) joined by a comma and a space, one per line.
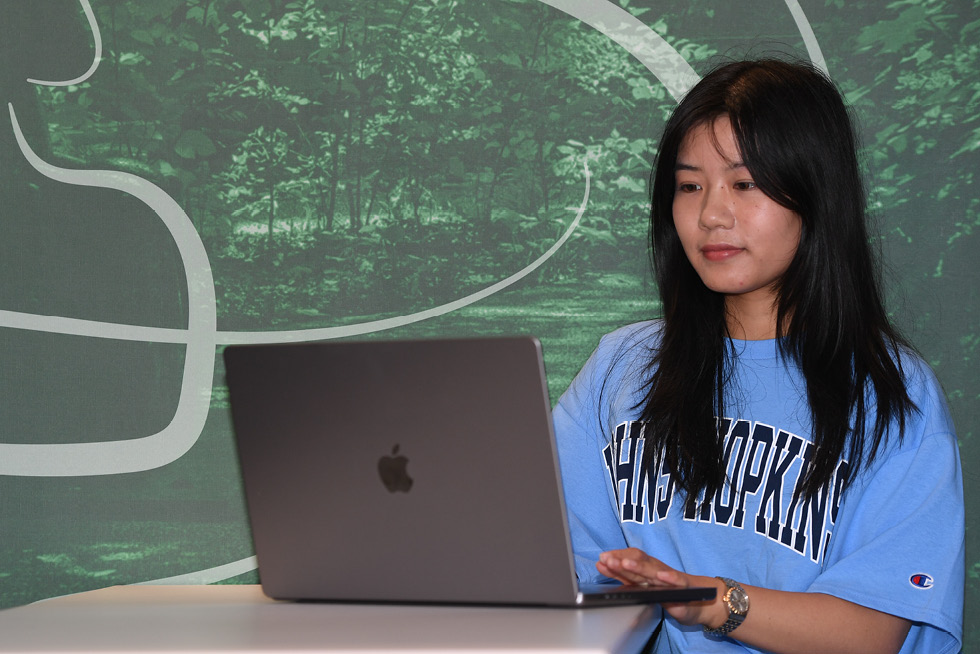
553, 59, 964, 653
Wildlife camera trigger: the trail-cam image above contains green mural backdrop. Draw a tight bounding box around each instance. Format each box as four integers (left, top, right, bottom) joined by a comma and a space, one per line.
1, 0, 977, 649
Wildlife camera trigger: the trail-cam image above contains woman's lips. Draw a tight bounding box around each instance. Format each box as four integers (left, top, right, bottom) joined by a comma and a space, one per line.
701, 244, 743, 261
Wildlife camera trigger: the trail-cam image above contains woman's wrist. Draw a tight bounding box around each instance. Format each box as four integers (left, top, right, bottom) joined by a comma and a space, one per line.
695, 576, 730, 630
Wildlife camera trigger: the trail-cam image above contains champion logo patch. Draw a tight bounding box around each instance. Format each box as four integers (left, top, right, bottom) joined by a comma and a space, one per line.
909, 574, 934, 589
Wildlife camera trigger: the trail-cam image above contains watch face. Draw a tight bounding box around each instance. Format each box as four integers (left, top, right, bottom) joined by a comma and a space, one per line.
729, 587, 750, 614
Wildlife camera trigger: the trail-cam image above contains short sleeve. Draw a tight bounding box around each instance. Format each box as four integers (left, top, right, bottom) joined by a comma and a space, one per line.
552, 323, 659, 584
807, 366, 964, 653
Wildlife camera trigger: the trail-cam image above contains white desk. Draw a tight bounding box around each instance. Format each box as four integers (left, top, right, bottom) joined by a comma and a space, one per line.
0, 585, 661, 653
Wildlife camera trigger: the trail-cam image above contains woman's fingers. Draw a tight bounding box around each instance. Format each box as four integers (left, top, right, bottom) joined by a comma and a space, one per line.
597, 549, 675, 586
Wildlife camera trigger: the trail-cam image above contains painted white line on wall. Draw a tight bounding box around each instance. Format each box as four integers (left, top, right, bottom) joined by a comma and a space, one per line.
0, 104, 216, 476
136, 556, 259, 586
27, 0, 102, 86
784, 0, 828, 74
538, 0, 700, 100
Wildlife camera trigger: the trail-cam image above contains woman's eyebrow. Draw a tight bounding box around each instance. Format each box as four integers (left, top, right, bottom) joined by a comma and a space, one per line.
674, 161, 748, 172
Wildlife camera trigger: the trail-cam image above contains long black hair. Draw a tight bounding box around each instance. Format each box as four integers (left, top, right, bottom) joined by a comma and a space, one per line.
641, 58, 916, 504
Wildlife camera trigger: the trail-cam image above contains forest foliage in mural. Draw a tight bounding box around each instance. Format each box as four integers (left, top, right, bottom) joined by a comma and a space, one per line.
1, 0, 977, 647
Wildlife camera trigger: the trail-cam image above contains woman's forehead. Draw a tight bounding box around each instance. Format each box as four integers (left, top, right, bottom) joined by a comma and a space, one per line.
677, 116, 743, 167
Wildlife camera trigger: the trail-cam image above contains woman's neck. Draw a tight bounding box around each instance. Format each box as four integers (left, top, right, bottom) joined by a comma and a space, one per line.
724, 294, 780, 341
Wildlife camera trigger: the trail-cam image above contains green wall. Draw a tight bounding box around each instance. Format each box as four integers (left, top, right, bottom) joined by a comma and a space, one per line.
1, 0, 977, 649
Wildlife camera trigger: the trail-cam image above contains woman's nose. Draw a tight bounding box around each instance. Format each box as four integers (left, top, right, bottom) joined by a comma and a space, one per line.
699, 185, 736, 228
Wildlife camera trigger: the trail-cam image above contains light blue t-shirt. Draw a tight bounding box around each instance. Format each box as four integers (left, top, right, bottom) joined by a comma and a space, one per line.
554, 321, 963, 653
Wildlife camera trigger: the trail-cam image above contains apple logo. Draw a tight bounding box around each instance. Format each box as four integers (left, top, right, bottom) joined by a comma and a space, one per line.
377, 444, 413, 493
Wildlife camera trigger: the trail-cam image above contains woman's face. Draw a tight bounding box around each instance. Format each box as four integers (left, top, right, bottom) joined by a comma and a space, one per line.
672, 116, 802, 325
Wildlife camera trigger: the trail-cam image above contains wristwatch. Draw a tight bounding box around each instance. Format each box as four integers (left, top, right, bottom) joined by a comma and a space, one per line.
703, 577, 749, 636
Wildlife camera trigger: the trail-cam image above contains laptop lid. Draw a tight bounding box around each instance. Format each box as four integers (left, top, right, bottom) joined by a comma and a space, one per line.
223, 336, 714, 607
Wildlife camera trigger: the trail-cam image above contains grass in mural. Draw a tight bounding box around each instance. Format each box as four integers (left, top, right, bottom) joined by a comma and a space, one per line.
0, 524, 255, 609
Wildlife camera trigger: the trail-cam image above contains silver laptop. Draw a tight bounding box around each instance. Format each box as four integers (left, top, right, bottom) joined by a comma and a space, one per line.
223, 336, 715, 607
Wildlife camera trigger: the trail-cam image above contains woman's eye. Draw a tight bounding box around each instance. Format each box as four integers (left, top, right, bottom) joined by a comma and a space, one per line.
677, 182, 701, 193
733, 180, 757, 191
